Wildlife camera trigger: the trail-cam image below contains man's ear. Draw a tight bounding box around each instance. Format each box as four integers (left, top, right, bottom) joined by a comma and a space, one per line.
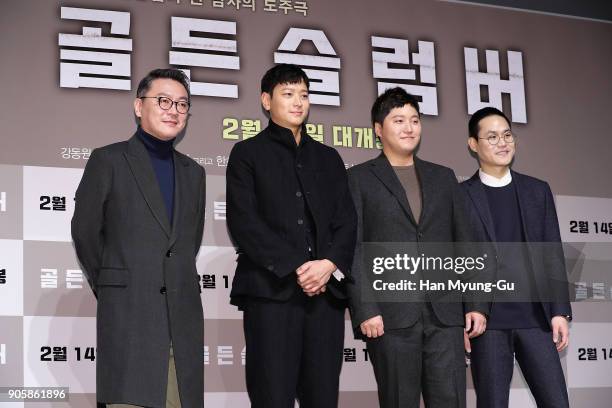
134, 98, 143, 119
374, 122, 383, 139
261, 92, 271, 112
467, 137, 479, 154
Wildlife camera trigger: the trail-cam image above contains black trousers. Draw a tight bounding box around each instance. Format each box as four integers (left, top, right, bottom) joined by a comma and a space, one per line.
471, 327, 569, 408
366, 303, 466, 408
243, 290, 345, 408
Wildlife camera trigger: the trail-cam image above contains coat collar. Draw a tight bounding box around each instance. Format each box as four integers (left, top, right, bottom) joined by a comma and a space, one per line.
464, 169, 530, 242
464, 170, 496, 241
509, 170, 532, 241
368, 153, 428, 226
267, 120, 311, 149
125, 134, 187, 245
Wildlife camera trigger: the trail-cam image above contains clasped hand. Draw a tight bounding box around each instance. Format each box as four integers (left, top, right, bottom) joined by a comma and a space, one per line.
296, 259, 336, 296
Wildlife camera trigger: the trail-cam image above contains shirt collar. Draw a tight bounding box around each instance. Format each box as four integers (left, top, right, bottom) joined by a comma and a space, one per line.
479, 168, 512, 187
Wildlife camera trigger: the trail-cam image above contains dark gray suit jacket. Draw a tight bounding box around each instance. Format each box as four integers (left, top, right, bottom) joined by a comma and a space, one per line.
72, 135, 205, 408
347, 154, 489, 335
461, 170, 572, 327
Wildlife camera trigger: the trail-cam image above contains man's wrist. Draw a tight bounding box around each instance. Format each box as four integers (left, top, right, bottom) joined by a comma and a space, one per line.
467, 311, 487, 320
322, 259, 336, 273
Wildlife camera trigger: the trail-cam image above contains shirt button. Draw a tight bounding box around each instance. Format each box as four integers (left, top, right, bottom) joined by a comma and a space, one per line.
296, 191, 302, 197
297, 163, 303, 169
297, 219, 304, 225
267, 265, 275, 272
160, 286, 167, 294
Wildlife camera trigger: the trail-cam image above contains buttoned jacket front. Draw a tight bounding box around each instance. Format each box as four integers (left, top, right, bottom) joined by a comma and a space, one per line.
227, 121, 357, 305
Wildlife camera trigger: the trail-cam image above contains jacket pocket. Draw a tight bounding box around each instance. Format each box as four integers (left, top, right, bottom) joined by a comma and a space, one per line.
96, 268, 128, 287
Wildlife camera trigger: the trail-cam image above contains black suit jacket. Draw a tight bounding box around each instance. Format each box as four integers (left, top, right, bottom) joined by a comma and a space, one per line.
461, 170, 572, 327
227, 121, 357, 305
72, 135, 205, 408
347, 154, 489, 334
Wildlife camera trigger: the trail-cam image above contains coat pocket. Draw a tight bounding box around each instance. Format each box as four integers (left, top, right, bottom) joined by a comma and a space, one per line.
96, 268, 128, 287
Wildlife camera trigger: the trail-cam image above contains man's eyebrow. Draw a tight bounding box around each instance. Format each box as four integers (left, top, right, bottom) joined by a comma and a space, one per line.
487, 128, 511, 134
154, 92, 188, 100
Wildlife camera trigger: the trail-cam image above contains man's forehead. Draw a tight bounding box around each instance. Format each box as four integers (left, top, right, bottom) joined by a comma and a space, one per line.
148, 78, 188, 98
274, 80, 308, 90
480, 115, 510, 131
389, 104, 419, 116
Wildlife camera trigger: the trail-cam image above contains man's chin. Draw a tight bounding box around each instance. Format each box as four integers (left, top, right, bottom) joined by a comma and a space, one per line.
401, 145, 418, 155
494, 159, 513, 167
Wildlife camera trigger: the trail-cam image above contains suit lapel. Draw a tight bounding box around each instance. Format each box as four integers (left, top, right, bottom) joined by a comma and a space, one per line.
168, 152, 190, 248
413, 157, 430, 225
511, 171, 532, 242
370, 153, 417, 225
465, 171, 497, 242
125, 135, 171, 238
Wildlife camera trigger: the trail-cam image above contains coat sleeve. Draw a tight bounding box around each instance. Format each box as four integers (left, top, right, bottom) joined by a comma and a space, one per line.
71, 148, 112, 297
346, 170, 382, 330
318, 150, 357, 275
226, 142, 306, 279
542, 182, 572, 318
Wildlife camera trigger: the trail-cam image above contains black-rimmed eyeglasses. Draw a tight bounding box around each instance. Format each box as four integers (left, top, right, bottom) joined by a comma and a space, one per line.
140, 96, 190, 114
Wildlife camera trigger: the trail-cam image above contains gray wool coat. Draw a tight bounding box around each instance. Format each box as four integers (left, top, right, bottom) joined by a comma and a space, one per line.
72, 134, 205, 408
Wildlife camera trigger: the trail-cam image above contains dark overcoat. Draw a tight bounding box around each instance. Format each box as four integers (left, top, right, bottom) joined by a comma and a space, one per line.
72, 135, 205, 408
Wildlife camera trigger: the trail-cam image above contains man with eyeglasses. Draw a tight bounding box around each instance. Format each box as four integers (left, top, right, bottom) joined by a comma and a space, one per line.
72, 68, 205, 408
461, 106, 571, 408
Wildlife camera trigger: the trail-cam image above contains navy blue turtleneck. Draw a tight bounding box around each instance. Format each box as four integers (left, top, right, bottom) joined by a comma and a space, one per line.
137, 127, 175, 224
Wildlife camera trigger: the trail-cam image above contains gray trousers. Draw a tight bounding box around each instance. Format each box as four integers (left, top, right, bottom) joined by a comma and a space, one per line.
366, 303, 466, 408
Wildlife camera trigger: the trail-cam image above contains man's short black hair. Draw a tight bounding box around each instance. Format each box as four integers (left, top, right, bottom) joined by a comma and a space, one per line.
371, 87, 420, 127
261, 64, 310, 94
136, 68, 191, 100
468, 107, 511, 139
